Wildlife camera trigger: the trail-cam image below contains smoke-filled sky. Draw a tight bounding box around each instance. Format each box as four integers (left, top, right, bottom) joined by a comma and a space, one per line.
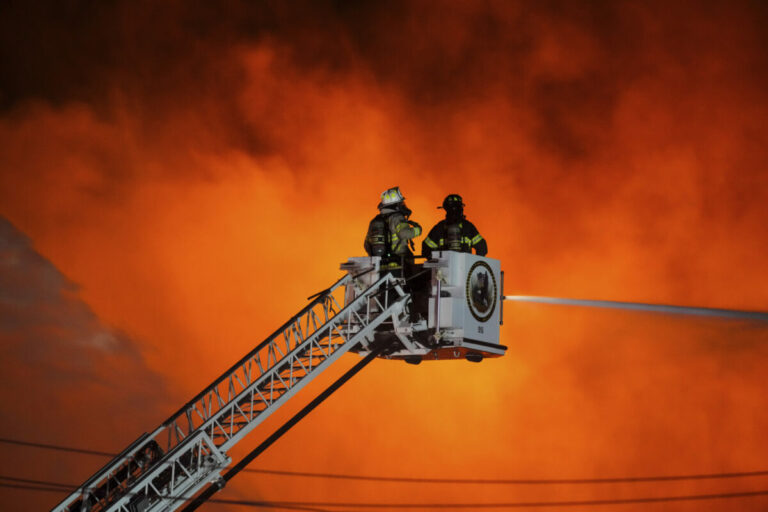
1, 1, 768, 511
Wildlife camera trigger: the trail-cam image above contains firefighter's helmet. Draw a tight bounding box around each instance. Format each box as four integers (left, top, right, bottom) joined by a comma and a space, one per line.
379, 187, 405, 209
440, 194, 465, 210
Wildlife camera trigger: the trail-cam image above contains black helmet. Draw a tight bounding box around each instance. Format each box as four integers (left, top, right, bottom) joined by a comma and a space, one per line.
439, 194, 465, 210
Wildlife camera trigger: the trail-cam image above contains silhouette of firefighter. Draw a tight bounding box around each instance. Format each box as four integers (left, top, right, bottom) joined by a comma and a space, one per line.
422, 194, 487, 259
364, 186, 422, 275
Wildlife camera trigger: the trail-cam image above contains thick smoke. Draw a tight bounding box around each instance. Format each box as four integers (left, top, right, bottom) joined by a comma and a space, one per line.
0, 217, 173, 511
1, 1, 768, 510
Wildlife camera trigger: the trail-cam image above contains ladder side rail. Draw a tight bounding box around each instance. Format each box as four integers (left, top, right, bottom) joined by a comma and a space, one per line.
163, 281, 352, 446
51, 432, 167, 512
216, 281, 407, 452
179, 341, 391, 512
108, 431, 227, 512
49, 433, 151, 512
106, 278, 408, 512
157, 294, 409, 512
161, 273, 351, 439
172, 272, 403, 453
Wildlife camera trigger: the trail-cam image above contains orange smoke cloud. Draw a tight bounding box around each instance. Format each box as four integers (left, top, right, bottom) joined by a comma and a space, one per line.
2, 1, 768, 511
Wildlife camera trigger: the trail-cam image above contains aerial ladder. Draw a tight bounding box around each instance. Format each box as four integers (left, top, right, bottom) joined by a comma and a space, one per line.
52, 252, 507, 512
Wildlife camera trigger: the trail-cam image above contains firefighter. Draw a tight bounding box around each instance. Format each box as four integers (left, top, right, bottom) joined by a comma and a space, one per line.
365, 186, 422, 273
422, 194, 487, 259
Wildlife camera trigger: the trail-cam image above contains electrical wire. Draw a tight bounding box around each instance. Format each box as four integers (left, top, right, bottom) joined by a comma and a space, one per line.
0, 475, 72, 488
199, 489, 768, 508
239, 468, 768, 485
0, 482, 331, 512
221, 489, 768, 508
0, 437, 113, 457
3, 480, 768, 509
3, 436, 768, 485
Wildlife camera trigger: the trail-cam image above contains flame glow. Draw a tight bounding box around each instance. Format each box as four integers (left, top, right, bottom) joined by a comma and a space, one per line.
1, 1, 768, 510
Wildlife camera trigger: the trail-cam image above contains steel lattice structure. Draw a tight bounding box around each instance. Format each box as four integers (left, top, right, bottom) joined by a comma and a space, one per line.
53, 271, 409, 512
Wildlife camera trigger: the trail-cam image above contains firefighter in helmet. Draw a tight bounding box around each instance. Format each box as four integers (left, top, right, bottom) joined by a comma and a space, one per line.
422, 194, 487, 259
365, 187, 422, 272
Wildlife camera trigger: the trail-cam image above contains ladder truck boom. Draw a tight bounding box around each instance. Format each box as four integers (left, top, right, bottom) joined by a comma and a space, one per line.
53, 268, 409, 512
52, 252, 507, 512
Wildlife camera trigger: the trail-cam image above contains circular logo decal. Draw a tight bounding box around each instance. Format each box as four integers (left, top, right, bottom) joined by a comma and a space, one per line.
466, 261, 497, 322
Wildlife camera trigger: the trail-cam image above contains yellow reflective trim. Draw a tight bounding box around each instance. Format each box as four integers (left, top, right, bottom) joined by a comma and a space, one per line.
472, 234, 483, 244
424, 238, 438, 248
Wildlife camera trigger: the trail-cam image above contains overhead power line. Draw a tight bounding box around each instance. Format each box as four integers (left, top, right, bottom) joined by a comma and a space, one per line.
211, 489, 768, 508
0, 482, 331, 512
0, 475, 71, 488
3, 437, 768, 485
3, 479, 768, 509
241, 467, 768, 485
0, 437, 113, 457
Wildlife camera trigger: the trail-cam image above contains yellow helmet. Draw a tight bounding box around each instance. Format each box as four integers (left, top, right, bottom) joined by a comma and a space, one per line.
378, 186, 405, 209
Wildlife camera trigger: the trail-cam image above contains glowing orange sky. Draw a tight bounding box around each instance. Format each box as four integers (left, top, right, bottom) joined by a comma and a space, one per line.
1, 1, 768, 511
